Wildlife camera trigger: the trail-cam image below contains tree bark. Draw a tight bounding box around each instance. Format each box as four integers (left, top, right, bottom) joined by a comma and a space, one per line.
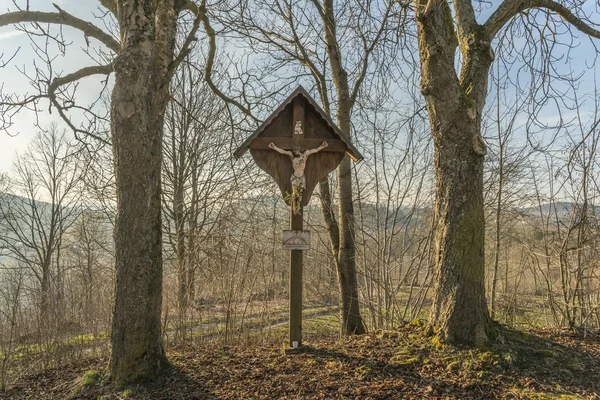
416, 0, 494, 345
109, 1, 177, 384
490, 89, 505, 320
336, 153, 366, 334
174, 178, 189, 324
321, 0, 366, 335
427, 111, 491, 345
0, 0, 199, 386
40, 266, 50, 327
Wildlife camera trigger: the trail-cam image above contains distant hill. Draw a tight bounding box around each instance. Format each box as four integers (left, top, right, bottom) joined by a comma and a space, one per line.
519, 201, 600, 219
0, 191, 82, 263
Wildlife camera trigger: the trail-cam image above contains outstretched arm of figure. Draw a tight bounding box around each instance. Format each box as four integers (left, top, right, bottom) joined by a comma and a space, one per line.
268, 142, 294, 157
305, 141, 328, 156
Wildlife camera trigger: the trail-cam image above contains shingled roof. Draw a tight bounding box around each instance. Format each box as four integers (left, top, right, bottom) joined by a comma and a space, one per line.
233, 85, 363, 162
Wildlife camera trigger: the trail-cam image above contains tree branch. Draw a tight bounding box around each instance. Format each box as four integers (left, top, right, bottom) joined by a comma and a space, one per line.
98, 0, 118, 19
48, 64, 113, 145
349, 0, 394, 109
484, 0, 600, 41
200, 2, 257, 122
452, 0, 479, 42
0, 5, 120, 53
169, 2, 202, 78
321, 0, 348, 98
283, 1, 331, 110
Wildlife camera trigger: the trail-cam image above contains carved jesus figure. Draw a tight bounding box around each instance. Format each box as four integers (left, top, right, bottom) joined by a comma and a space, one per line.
268, 141, 328, 189
268, 141, 328, 214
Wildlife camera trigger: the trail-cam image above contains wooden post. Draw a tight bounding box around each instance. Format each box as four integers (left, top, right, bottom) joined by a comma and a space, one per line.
289, 96, 304, 348
289, 207, 303, 348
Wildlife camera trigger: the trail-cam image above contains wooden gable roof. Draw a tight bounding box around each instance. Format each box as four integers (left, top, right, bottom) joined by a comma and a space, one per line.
233, 85, 363, 162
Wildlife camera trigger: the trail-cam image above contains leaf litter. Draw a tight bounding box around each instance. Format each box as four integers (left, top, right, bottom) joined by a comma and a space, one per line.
1, 323, 598, 399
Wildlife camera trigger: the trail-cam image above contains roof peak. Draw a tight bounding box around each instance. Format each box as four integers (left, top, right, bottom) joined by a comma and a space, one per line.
233, 86, 362, 162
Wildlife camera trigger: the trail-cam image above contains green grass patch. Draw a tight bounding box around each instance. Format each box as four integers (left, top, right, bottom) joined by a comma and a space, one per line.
72, 369, 99, 395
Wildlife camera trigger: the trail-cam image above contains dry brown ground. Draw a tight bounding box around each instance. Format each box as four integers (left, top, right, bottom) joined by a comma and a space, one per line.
1, 323, 599, 399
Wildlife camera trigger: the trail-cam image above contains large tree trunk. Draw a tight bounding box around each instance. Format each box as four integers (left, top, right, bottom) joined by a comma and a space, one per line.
109, 1, 177, 384
427, 111, 491, 345
416, 0, 494, 345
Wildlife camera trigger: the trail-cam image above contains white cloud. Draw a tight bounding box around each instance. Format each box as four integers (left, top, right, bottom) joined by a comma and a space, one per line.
0, 30, 25, 41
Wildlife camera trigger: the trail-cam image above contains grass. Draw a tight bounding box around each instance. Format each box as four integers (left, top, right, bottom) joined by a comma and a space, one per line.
9, 331, 108, 362
71, 369, 99, 395
239, 313, 341, 346
185, 304, 339, 343
2, 289, 594, 396
81, 369, 99, 386
360, 287, 567, 333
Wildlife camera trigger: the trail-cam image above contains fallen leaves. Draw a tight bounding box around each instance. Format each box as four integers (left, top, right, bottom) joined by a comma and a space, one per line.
1, 324, 598, 399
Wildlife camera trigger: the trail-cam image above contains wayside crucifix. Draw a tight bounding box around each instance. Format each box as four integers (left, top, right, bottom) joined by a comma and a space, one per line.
234, 86, 362, 350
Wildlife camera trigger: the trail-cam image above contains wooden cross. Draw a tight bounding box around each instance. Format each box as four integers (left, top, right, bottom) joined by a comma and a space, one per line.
234, 86, 362, 349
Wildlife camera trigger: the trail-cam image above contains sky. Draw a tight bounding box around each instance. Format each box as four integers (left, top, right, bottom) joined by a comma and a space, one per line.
0, 0, 599, 175
0, 0, 109, 172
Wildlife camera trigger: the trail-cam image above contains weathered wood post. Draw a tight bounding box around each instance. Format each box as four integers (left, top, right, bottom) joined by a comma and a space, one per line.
289, 207, 303, 347
234, 86, 362, 349
289, 96, 304, 348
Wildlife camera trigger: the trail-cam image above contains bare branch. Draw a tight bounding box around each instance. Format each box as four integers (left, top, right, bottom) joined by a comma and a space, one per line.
98, 0, 118, 19
283, 2, 331, 110
0, 47, 20, 68
484, 0, 600, 41
200, 2, 257, 122
349, 0, 394, 108
178, 0, 200, 15
451, 0, 479, 42
48, 64, 113, 145
169, 3, 202, 77
0, 6, 120, 53
321, 0, 348, 102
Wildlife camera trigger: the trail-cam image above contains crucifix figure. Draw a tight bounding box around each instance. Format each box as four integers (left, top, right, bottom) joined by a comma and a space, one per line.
268, 141, 328, 214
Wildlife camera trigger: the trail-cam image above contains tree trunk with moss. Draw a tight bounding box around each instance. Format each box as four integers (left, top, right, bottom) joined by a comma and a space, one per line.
0, 0, 204, 386
426, 108, 491, 344
413, 0, 600, 346
109, 1, 177, 384
415, 0, 494, 345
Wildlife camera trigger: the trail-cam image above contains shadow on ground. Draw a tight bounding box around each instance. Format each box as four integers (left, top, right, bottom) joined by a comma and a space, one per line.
1, 323, 598, 399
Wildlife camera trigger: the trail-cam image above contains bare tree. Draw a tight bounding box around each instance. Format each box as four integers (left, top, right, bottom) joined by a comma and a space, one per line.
0, 126, 82, 331
0, 0, 207, 383
413, 0, 600, 344
481, 61, 534, 320
0, 261, 26, 391
162, 56, 233, 337
63, 209, 114, 340
352, 92, 434, 329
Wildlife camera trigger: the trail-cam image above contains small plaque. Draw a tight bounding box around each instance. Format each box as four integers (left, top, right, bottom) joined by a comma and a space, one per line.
282, 230, 310, 250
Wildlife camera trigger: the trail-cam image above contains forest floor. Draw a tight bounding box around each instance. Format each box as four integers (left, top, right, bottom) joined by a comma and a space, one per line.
1, 319, 599, 400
